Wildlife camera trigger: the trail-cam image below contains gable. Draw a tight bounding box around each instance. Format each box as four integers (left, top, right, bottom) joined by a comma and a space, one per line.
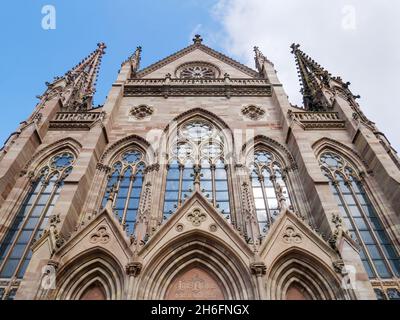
138, 45, 259, 79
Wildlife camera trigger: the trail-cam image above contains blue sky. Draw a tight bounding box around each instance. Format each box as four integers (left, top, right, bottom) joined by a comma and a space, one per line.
0, 1, 398, 151
0, 0, 220, 144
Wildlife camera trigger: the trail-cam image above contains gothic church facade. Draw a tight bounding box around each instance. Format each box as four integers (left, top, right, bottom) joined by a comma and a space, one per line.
0, 36, 399, 300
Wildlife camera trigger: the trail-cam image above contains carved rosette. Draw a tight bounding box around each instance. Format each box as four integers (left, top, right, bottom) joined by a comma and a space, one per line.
186, 208, 207, 227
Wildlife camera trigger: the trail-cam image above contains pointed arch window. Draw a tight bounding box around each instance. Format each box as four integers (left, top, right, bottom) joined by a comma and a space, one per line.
0, 152, 75, 287
319, 152, 400, 279
101, 150, 145, 235
250, 150, 292, 235
163, 119, 231, 221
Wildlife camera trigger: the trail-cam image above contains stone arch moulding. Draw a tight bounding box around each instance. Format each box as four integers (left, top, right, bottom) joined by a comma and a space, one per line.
54, 248, 125, 300
312, 137, 370, 173
162, 107, 235, 161
163, 108, 233, 138
136, 231, 256, 300
99, 134, 155, 165
23, 137, 82, 174
241, 135, 297, 170
266, 248, 347, 300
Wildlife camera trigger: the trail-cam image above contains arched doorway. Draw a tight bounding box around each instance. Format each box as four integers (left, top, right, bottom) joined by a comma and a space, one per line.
285, 282, 312, 300
80, 282, 107, 300
165, 267, 225, 300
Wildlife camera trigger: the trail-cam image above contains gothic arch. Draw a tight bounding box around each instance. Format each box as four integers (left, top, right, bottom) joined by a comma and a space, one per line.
55, 248, 125, 300
100, 134, 155, 165
163, 108, 234, 146
241, 135, 296, 169
267, 248, 346, 300
137, 230, 256, 300
23, 137, 82, 174
312, 137, 370, 172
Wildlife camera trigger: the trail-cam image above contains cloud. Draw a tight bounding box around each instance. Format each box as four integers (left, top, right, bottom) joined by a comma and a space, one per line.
212, 0, 400, 151
189, 24, 203, 44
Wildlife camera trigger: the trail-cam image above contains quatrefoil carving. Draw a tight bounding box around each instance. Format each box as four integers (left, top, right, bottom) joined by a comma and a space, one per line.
90, 225, 111, 244
186, 208, 207, 227
282, 226, 302, 244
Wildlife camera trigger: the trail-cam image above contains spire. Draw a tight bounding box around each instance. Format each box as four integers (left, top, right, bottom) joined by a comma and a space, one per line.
47, 42, 107, 111
290, 43, 332, 111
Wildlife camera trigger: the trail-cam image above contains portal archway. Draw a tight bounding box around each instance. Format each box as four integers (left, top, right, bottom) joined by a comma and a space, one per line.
137, 231, 256, 300
79, 281, 107, 300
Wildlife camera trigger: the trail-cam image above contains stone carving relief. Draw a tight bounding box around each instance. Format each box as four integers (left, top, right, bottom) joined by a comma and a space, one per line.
89, 225, 111, 244
165, 267, 224, 300
186, 208, 207, 227
282, 226, 302, 244
241, 105, 266, 120
129, 104, 154, 120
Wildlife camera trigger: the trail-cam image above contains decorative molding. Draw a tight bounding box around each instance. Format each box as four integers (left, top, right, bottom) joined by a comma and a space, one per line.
144, 163, 160, 174
176, 223, 184, 232
242, 135, 297, 170
241, 105, 266, 120
124, 80, 272, 98
137, 182, 152, 223
23, 137, 82, 172
288, 110, 345, 130
129, 104, 154, 120
209, 224, 217, 232
89, 225, 111, 244
312, 137, 371, 172
250, 262, 267, 276
282, 226, 302, 244
332, 259, 345, 273
165, 107, 232, 134
99, 134, 152, 163
125, 262, 143, 277
186, 208, 207, 227
49, 111, 105, 130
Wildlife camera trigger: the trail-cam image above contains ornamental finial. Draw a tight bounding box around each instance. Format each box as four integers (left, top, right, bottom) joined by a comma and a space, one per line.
193, 34, 203, 45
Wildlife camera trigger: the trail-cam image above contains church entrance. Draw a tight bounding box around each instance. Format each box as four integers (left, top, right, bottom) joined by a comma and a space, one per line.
79, 282, 107, 300
165, 267, 225, 300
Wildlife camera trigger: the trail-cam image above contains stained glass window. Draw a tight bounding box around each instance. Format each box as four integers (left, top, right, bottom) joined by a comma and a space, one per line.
320, 151, 400, 279
163, 118, 231, 220
101, 150, 145, 235
0, 152, 74, 287
251, 150, 291, 235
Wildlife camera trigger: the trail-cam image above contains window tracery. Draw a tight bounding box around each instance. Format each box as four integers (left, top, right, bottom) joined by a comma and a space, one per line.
250, 150, 291, 235
319, 151, 400, 281
101, 149, 145, 235
163, 118, 230, 221
176, 62, 220, 79
0, 152, 75, 296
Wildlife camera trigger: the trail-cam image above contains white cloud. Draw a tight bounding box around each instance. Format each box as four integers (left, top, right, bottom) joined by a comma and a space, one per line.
189, 24, 203, 44
212, 0, 400, 151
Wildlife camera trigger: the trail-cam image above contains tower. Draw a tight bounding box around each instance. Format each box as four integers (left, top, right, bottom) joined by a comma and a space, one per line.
0, 36, 399, 300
